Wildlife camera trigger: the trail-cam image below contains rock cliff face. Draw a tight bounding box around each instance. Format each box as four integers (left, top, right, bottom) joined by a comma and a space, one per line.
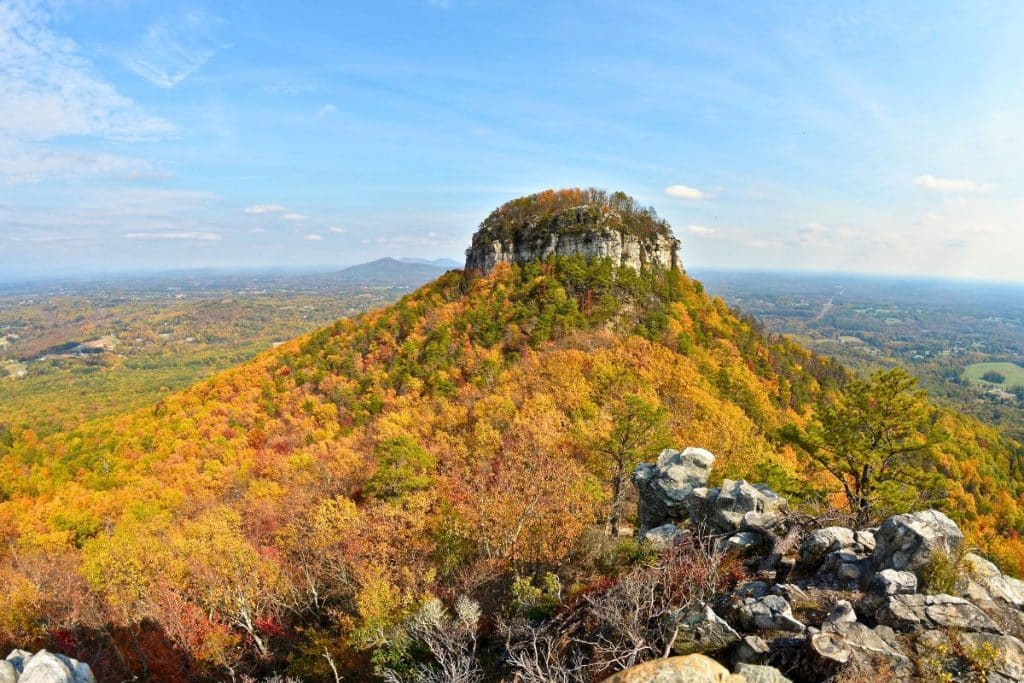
464, 189, 681, 275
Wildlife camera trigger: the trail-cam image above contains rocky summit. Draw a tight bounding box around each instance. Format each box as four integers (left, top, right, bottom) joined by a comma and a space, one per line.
465, 188, 680, 274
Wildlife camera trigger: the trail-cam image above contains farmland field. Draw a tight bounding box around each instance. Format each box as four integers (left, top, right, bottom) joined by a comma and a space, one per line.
963, 361, 1024, 388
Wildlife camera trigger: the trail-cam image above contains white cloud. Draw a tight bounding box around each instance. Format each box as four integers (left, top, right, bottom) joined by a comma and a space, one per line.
281, 212, 306, 221
687, 224, 714, 235
250, 227, 265, 234
0, 144, 164, 184
244, 204, 287, 214
328, 226, 347, 233
664, 184, 708, 200
0, 0, 173, 183
0, 1, 173, 142
122, 10, 222, 89
315, 103, 338, 119
303, 234, 322, 241
124, 231, 221, 241
913, 175, 996, 193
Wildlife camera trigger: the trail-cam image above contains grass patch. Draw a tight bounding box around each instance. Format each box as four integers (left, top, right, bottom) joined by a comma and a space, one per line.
962, 361, 1024, 389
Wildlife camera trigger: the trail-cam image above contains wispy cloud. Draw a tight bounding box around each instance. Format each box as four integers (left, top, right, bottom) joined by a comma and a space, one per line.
664, 184, 709, 200
687, 224, 714, 235
122, 10, 223, 89
328, 226, 347, 233
0, 1, 173, 142
244, 204, 287, 214
124, 231, 222, 241
0, 0, 172, 183
303, 233, 322, 241
315, 103, 338, 119
914, 175, 996, 193
281, 212, 306, 221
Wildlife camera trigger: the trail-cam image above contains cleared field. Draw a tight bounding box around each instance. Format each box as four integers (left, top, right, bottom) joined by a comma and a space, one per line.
963, 361, 1024, 388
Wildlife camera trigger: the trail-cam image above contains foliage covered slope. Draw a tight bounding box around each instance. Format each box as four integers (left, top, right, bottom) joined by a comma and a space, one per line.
0, 254, 1022, 680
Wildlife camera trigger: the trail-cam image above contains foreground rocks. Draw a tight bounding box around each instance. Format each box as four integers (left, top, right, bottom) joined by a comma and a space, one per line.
604, 654, 788, 682
3, 650, 94, 683
613, 446, 1024, 682
633, 448, 716, 534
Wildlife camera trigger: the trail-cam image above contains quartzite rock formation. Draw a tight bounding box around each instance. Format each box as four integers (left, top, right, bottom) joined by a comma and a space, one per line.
464, 189, 680, 275
617, 446, 1024, 682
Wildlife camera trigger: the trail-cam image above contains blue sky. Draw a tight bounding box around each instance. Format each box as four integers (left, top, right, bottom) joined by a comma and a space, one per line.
2, 1, 1023, 280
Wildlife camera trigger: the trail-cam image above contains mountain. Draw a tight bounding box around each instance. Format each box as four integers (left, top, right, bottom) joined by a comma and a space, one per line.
332, 256, 452, 286
398, 257, 462, 268
0, 188, 1022, 681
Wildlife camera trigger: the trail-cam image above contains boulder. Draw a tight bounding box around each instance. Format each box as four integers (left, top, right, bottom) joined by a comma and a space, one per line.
868, 569, 918, 597
873, 593, 1001, 634
720, 532, 761, 556
4, 651, 30, 675
602, 653, 744, 682
872, 510, 963, 576
633, 448, 715, 533
687, 480, 786, 535
671, 605, 741, 655
735, 595, 805, 633
1, 650, 93, 683
964, 552, 1024, 608
809, 622, 911, 676
798, 527, 857, 570
729, 635, 770, 667
19, 651, 74, 683
822, 600, 857, 630
643, 523, 682, 550
734, 663, 791, 683
958, 632, 1024, 682
817, 549, 871, 584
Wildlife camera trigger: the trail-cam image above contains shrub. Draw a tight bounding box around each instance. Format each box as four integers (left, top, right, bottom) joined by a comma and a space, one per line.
920, 546, 972, 594
981, 371, 1006, 384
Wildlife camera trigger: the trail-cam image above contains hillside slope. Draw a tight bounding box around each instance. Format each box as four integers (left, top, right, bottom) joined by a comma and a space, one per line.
0, 190, 1022, 681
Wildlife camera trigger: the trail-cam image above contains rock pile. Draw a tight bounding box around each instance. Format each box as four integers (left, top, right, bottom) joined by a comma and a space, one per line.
610, 446, 1024, 682
2, 650, 94, 683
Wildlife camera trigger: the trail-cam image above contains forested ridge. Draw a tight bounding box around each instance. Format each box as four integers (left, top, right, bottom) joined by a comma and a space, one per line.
1, 240, 1023, 679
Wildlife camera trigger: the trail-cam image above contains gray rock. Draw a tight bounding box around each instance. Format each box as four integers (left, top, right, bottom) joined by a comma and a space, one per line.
733, 582, 770, 600
868, 569, 918, 597
19, 650, 74, 683
822, 600, 857, 630
809, 621, 912, 675
720, 531, 761, 556
854, 530, 876, 552
734, 663, 792, 683
735, 595, 805, 633
729, 635, 770, 666
964, 552, 1024, 608
958, 632, 1024, 682
5, 651, 31, 674
687, 480, 786, 535
770, 584, 808, 603
54, 655, 94, 683
633, 447, 715, 533
0, 661, 17, 683
671, 604, 741, 655
799, 527, 857, 570
872, 510, 963, 576
643, 523, 682, 550
874, 593, 1001, 634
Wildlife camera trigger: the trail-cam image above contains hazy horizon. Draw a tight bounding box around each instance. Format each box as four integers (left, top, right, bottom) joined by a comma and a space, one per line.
3, 1, 1024, 280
